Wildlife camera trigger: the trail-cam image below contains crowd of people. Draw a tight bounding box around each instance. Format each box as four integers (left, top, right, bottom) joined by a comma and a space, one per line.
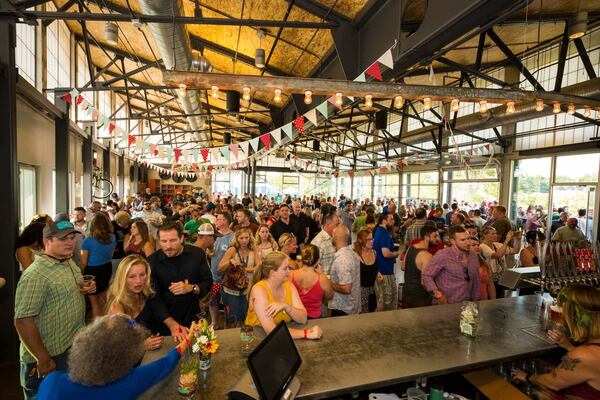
11, 188, 599, 399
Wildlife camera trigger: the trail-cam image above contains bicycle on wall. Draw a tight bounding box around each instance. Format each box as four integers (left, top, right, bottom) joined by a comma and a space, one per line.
92, 167, 113, 200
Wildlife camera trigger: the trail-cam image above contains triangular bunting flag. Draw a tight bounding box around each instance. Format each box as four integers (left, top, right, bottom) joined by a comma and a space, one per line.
250, 137, 260, 153
108, 122, 116, 135
316, 101, 329, 118
142, 141, 150, 154
240, 141, 250, 156
377, 49, 394, 69
200, 148, 209, 162
327, 96, 341, 109
260, 133, 271, 150
128, 135, 136, 147
282, 123, 293, 140
173, 148, 182, 163
292, 116, 305, 133
220, 146, 229, 159
135, 137, 143, 151
354, 73, 366, 82
365, 62, 382, 81
192, 148, 199, 162
304, 109, 318, 126
210, 148, 220, 162
229, 143, 239, 159
347, 96, 354, 102
166, 147, 174, 163
270, 128, 282, 145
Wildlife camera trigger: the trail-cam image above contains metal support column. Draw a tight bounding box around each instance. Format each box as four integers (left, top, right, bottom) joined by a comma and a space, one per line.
54, 91, 71, 213
118, 153, 125, 197
0, 16, 19, 362
250, 159, 257, 201
133, 162, 139, 192
102, 148, 110, 180
82, 123, 93, 206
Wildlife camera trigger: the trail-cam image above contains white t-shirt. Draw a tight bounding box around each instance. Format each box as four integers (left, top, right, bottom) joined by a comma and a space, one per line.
479, 242, 514, 281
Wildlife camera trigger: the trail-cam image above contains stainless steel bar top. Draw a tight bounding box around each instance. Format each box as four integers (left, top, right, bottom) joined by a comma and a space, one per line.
140, 295, 558, 399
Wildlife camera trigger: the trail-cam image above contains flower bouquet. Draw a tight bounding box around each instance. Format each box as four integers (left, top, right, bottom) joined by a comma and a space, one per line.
191, 319, 219, 370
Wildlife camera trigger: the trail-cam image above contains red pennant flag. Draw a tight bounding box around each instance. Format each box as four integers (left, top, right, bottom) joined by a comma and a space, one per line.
292, 116, 305, 133
396, 159, 405, 169
108, 122, 116, 135
348, 171, 354, 177
484, 144, 490, 150
62, 93, 72, 105
201, 148, 209, 162
174, 148, 182, 163
76, 95, 84, 106
365, 62, 382, 81
208, 165, 213, 171
128, 135, 136, 147
260, 133, 271, 150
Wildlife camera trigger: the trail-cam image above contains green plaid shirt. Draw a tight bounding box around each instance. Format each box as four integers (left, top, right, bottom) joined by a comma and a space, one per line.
14, 255, 85, 364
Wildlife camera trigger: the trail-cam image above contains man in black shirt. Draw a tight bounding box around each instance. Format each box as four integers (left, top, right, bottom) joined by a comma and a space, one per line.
149, 221, 212, 341
270, 203, 300, 242
290, 201, 310, 248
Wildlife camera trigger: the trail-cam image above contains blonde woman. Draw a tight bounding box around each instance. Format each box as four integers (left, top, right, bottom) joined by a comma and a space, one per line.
246, 251, 322, 340
255, 224, 278, 259
106, 254, 163, 351
218, 228, 261, 326
278, 233, 299, 269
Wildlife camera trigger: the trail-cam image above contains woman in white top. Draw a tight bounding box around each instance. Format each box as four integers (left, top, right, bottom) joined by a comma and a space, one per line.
254, 224, 278, 259
479, 226, 521, 283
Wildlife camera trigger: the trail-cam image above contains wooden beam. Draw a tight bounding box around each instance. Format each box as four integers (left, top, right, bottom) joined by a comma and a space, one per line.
162, 70, 600, 109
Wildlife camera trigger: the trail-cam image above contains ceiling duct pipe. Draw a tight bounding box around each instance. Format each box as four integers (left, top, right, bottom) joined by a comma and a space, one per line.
137, 0, 210, 145
346, 77, 600, 156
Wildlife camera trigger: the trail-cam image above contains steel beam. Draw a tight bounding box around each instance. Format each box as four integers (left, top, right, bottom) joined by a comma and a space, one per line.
0, 15, 19, 363
437, 57, 513, 89
487, 29, 545, 92
15, 10, 339, 28
554, 25, 570, 92
573, 37, 598, 80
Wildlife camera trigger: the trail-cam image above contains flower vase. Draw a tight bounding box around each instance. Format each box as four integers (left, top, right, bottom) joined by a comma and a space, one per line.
177, 347, 199, 396
199, 353, 212, 370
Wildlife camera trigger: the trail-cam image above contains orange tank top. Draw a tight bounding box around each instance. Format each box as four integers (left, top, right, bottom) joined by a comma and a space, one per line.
245, 280, 293, 326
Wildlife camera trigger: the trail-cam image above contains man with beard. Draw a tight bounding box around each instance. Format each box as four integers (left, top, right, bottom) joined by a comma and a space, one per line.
402, 224, 439, 308
422, 225, 480, 305
148, 221, 212, 341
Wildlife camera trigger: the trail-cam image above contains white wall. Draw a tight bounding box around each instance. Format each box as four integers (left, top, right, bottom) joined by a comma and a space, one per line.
17, 97, 56, 215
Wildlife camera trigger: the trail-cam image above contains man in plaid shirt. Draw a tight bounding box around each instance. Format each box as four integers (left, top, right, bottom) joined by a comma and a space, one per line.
422, 225, 480, 304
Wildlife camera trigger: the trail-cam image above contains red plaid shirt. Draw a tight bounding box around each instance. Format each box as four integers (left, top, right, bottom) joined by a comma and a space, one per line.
422, 246, 481, 304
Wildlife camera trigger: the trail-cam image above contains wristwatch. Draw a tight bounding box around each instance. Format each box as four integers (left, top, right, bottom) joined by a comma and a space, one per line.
192, 284, 200, 295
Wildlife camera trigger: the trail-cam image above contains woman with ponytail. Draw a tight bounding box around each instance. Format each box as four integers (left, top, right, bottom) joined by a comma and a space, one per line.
245, 252, 322, 340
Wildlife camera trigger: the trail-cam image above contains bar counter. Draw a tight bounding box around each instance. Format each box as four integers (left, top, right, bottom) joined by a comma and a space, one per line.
141, 296, 558, 399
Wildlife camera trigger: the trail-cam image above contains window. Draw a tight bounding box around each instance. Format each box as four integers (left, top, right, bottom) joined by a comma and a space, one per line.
352, 175, 372, 200
212, 170, 244, 196
374, 173, 399, 201
401, 171, 439, 204
46, 4, 71, 103
16, 21, 35, 86
555, 154, 599, 183
19, 164, 37, 231
509, 158, 551, 222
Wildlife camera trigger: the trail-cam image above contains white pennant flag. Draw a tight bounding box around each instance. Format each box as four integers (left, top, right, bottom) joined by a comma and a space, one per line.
240, 141, 250, 156
347, 96, 355, 101
271, 128, 282, 145
210, 148, 220, 162
377, 49, 394, 69
354, 73, 366, 82
250, 137, 260, 152
304, 109, 318, 126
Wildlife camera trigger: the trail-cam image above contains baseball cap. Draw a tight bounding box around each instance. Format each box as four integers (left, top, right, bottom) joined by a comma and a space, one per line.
43, 221, 81, 239
198, 223, 220, 237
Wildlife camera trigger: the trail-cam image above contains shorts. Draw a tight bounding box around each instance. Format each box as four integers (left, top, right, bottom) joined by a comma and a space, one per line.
85, 261, 113, 294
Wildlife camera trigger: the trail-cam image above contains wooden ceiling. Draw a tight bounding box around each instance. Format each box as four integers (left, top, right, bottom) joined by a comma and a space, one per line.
44, 0, 600, 148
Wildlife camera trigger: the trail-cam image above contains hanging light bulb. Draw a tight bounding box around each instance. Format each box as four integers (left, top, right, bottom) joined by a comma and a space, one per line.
273, 88, 282, 103
304, 90, 313, 105
255, 30, 266, 68
177, 83, 187, 98
211, 85, 219, 98
535, 99, 544, 112
567, 104, 575, 114
364, 94, 373, 108
553, 102, 561, 113
451, 98, 460, 112
335, 92, 343, 107
423, 97, 432, 111
583, 106, 591, 117
394, 95, 404, 109
479, 100, 488, 113
506, 101, 516, 114
242, 86, 251, 101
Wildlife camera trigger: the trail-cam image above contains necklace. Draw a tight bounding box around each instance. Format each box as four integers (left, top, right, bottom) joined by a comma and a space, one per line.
43, 253, 71, 263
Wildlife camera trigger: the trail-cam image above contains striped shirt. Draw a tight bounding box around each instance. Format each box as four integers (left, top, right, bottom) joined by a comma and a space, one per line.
422, 246, 481, 304
14, 255, 85, 364
405, 219, 427, 244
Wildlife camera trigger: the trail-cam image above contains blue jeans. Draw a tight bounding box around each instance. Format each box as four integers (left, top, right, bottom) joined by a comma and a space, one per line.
221, 288, 248, 325
20, 349, 69, 400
